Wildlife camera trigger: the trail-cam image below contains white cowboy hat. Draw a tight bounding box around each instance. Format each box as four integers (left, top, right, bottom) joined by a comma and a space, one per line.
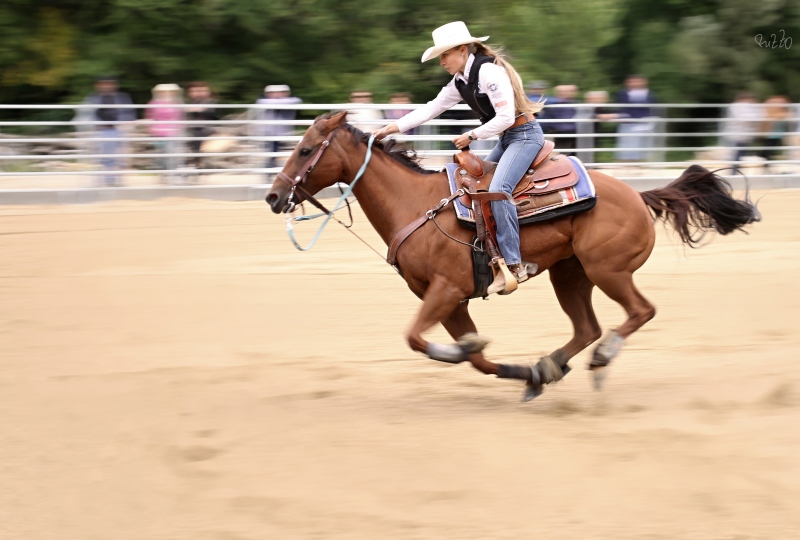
421, 21, 489, 63
152, 83, 182, 92
264, 84, 290, 93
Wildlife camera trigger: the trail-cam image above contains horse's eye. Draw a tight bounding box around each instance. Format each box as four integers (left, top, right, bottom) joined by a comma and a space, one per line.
299, 147, 312, 157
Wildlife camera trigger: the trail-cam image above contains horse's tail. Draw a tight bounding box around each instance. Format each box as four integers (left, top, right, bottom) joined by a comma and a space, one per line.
639, 164, 761, 247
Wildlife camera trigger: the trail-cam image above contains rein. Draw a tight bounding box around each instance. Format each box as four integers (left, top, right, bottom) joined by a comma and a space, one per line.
279, 130, 481, 267
283, 133, 377, 252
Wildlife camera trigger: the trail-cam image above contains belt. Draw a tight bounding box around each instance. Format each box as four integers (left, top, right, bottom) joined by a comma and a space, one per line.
499, 113, 535, 136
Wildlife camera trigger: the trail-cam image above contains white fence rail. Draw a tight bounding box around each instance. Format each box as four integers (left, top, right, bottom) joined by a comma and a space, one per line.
1, 103, 799, 189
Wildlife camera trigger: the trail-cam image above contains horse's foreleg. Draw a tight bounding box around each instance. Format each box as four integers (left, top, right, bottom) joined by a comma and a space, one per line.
503, 256, 602, 400
441, 302, 561, 390
419, 279, 565, 399
441, 301, 497, 375
407, 276, 491, 366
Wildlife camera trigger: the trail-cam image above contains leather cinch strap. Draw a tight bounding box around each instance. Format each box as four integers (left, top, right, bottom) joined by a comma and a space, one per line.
386, 190, 465, 267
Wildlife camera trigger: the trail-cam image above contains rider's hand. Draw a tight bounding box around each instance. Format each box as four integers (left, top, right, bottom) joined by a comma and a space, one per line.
452, 132, 472, 150
372, 122, 399, 141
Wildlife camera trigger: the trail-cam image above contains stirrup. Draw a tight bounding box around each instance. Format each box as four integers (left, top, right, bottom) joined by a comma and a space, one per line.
487, 261, 538, 296
486, 258, 518, 295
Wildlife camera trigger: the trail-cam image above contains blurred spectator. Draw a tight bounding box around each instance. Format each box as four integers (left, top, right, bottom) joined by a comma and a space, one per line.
759, 95, 792, 171
525, 80, 550, 104
791, 103, 800, 162
386, 93, 413, 116
76, 75, 136, 186
146, 84, 184, 183
582, 90, 613, 160
256, 84, 302, 173
525, 80, 552, 133
347, 91, 384, 132
584, 90, 610, 107
385, 93, 415, 131
600, 75, 658, 162
184, 81, 217, 180
722, 92, 760, 173
549, 84, 578, 153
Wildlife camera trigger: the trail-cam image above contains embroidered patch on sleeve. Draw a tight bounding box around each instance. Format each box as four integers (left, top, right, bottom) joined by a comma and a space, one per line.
488, 83, 499, 92
495, 100, 508, 108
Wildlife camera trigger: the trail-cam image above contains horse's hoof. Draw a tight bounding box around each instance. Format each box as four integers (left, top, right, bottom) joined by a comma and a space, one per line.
536, 355, 565, 384
592, 330, 625, 367
457, 332, 491, 354
592, 368, 607, 391
522, 382, 544, 402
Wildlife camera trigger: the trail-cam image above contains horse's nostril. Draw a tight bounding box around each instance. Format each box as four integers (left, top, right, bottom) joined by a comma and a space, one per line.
266, 193, 277, 205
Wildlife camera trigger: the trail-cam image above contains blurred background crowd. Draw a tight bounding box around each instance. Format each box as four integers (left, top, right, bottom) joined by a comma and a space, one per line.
0, 0, 798, 185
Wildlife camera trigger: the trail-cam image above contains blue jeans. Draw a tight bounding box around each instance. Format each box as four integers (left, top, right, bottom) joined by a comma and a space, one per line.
263, 140, 280, 169
98, 127, 121, 186
485, 121, 544, 265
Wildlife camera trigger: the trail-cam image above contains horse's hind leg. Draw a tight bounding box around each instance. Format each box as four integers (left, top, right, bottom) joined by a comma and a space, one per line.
584, 268, 656, 385
548, 256, 603, 370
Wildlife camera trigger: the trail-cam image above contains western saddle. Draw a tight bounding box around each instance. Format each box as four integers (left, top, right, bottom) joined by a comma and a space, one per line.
453, 140, 579, 295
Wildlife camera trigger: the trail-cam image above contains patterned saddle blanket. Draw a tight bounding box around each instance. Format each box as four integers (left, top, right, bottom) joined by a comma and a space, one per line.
445, 154, 597, 228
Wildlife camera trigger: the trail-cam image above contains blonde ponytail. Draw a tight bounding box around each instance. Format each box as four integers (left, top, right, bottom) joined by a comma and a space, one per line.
467, 43, 543, 115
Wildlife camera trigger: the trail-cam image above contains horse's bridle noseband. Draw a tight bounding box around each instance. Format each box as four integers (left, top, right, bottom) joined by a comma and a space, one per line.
274, 128, 339, 214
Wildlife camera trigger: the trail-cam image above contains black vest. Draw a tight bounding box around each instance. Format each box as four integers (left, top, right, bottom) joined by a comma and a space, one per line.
454, 55, 496, 125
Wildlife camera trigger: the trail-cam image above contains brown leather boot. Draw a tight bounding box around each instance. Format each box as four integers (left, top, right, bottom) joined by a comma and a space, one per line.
507, 263, 530, 284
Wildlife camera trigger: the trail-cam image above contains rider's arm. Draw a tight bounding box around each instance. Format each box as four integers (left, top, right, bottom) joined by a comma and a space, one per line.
471, 63, 516, 140
394, 81, 462, 134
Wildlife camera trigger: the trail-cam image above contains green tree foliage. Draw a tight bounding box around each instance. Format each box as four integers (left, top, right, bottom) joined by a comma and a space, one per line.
601, 0, 800, 102
0, 0, 797, 108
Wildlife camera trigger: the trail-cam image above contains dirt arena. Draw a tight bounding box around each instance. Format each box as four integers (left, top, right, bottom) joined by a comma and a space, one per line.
1, 191, 798, 539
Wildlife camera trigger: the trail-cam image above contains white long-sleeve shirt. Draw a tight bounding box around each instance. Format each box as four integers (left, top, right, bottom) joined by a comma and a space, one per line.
394, 54, 516, 139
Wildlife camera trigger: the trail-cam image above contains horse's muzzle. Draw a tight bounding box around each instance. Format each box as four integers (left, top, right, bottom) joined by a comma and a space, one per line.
266, 190, 296, 214
265, 192, 282, 213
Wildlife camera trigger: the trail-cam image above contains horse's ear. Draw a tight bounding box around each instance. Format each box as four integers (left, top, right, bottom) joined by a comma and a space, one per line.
325, 110, 348, 131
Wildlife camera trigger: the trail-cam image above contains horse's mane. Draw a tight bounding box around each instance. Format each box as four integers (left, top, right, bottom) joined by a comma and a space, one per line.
315, 112, 440, 175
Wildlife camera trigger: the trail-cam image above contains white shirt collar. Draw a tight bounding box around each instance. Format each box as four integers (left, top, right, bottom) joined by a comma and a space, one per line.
454, 53, 475, 84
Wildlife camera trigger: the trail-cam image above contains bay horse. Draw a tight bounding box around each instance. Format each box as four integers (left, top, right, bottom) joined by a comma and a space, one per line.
266, 111, 758, 401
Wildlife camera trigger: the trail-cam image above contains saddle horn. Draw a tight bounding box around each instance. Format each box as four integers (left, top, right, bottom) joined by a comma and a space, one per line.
454, 148, 485, 177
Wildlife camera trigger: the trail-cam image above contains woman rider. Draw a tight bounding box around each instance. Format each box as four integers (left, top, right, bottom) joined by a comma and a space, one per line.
373, 21, 544, 290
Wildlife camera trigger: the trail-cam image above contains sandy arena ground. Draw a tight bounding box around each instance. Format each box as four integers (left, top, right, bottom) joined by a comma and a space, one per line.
0, 191, 798, 539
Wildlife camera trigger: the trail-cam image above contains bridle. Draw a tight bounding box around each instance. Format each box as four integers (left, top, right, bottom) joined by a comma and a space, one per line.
273, 128, 339, 215
271, 127, 476, 267
276, 131, 380, 254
